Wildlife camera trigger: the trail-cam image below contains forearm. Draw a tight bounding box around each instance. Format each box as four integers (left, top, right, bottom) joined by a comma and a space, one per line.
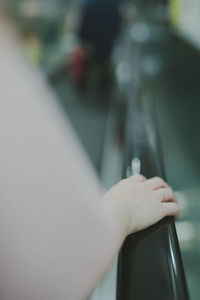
0, 17, 123, 300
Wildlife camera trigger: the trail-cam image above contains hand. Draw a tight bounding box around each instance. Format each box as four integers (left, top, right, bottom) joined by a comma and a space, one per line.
103, 175, 179, 238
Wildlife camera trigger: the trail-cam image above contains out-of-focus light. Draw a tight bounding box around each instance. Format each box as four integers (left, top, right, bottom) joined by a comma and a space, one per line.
175, 191, 189, 218
24, 33, 42, 65
127, 157, 141, 177
130, 22, 150, 43
176, 221, 196, 250
116, 62, 131, 85
131, 157, 141, 175
20, 1, 40, 18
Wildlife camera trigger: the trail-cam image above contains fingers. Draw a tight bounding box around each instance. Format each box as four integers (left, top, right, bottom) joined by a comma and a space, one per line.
162, 202, 180, 219
144, 177, 168, 190
128, 174, 146, 183
156, 187, 177, 203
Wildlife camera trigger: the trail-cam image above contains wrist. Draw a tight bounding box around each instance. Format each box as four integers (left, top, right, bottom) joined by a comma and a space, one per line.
102, 191, 132, 242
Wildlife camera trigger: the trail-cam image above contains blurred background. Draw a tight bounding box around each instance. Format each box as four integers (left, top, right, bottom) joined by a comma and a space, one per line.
1, 0, 200, 299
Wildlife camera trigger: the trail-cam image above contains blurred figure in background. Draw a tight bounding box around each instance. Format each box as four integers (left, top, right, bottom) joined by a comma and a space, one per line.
69, 0, 121, 87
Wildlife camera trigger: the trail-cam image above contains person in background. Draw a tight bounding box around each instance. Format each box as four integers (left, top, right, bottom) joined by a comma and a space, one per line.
69, 0, 121, 87
0, 14, 179, 300
79, 0, 121, 59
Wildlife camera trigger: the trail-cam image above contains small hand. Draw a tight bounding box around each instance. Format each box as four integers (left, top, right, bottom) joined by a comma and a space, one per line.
103, 175, 179, 238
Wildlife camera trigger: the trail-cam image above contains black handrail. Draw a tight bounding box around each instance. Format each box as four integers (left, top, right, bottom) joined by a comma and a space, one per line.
117, 94, 189, 300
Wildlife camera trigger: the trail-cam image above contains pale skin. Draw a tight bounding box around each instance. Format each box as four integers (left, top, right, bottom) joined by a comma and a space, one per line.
103, 174, 179, 243
98, 174, 179, 290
